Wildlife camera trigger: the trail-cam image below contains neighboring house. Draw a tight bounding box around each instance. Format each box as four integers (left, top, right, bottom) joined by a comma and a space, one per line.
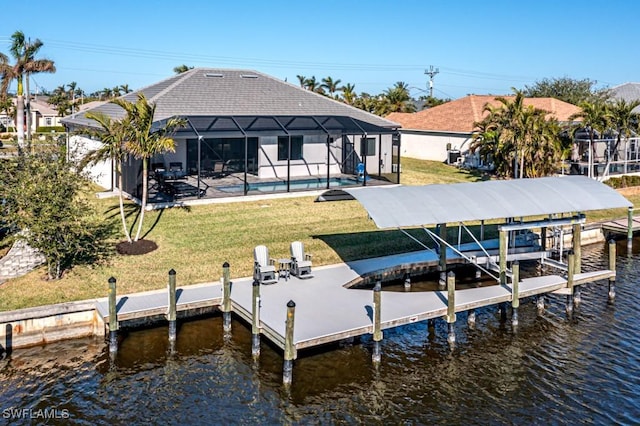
0, 97, 62, 131
62, 68, 401, 202
608, 82, 640, 113
387, 95, 580, 167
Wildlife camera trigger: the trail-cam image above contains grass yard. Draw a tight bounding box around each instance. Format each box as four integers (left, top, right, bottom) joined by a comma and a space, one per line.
0, 158, 638, 311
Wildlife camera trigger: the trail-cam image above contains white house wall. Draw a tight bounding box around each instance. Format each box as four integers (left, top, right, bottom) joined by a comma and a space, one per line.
401, 131, 471, 162
257, 135, 341, 179
68, 135, 113, 190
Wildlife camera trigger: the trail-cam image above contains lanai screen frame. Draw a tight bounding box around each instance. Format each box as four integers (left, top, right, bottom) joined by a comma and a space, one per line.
164, 114, 401, 197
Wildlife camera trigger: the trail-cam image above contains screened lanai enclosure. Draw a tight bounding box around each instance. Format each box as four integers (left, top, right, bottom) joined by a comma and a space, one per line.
118, 114, 401, 204
62, 68, 401, 205
571, 135, 640, 180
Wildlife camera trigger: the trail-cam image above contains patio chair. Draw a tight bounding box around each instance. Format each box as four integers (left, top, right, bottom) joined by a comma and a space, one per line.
290, 241, 313, 279
254, 245, 278, 285
169, 162, 186, 179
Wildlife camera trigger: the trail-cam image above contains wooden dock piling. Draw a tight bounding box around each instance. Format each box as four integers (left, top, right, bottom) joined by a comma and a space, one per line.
573, 223, 581, 274
372, 281, 383, 362
438, 223, 447, 287
108, 277, 118, 354
566, 252, 575, 315
221, 262, 232, 333
283, 300, 296, 385
499, 230, 507, 286
609, 240, 616, 301
168, 269, 177, 342
251, 279, 261, 358
628, 207, 634, 249
446, 272, 456, 346
511, 261, 520, 327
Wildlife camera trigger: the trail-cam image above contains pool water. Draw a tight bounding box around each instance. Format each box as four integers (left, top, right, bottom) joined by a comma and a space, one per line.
218, 177, 360, 193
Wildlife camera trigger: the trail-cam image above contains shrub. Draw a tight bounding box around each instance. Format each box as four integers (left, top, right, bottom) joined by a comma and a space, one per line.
0, 146, 113, 279
35, 126, 66, 133
605, 175, 640, 189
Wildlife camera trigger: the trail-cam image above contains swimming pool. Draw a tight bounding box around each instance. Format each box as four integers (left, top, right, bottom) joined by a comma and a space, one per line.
217, 177, 361, 193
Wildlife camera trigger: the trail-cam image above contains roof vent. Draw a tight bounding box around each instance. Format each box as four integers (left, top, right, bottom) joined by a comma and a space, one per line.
240, 74, 259, 79
205, 73, 224, 78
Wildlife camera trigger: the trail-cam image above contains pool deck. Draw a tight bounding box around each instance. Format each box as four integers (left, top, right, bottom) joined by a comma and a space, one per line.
95, 247, 615, 354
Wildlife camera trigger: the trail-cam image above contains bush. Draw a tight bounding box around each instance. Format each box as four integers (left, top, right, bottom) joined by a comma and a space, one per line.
0, 146, 113, 279
605, 175, 640, 189
35, 126, 65, 133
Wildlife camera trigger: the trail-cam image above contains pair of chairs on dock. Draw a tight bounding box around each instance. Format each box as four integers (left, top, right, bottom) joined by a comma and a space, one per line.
254, 242, 313, 284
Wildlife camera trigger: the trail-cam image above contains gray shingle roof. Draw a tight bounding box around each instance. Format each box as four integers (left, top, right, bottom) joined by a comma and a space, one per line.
62, 68, 399, 131
609, 82, 640, 113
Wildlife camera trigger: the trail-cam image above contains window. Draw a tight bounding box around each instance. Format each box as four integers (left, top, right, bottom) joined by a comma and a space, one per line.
45, 117, 52, 126
278, 136, 303, 161
361, 137, 376, 156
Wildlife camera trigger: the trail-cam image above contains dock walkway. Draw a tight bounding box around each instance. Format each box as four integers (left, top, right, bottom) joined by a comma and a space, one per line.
95, 248, 614, 353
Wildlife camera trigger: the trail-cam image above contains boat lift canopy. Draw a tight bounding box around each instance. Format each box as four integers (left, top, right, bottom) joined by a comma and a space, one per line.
339, 176, 632, 228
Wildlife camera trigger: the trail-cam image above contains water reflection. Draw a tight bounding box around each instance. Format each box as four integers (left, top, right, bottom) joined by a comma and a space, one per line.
0, 242, 639, 424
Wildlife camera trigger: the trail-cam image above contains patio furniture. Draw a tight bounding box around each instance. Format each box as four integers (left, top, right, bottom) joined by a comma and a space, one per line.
168, 162, 187, 179
277, 258, 292, 281
290, 241, 313, 279
254, 245, 278, 285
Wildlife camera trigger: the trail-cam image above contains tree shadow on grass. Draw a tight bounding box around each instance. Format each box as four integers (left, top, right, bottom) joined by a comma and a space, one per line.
314, 223, 499, 263
103, 203, 192, 241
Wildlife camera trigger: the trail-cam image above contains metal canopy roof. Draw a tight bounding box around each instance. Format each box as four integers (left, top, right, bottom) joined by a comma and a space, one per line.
342, 176, 632, 229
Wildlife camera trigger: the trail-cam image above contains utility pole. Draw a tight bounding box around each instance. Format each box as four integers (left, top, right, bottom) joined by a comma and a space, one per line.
424, 65, 439, 98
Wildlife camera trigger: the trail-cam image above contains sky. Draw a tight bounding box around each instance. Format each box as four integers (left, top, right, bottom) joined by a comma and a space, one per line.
2, 0, 638, 100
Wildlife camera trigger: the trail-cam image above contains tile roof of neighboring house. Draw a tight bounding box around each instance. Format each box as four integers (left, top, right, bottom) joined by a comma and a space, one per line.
11, 98, 58, 116
62, 68, 399, 131
386, 95, 581, 134
608, 82, 640, 113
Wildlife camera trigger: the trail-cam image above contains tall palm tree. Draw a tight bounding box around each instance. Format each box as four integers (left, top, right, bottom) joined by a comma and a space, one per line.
81, 111, 133, 242
0, 31, 56, 149
378, 83, 416, 115
296, 75, 307, 88
114, 93, 186, 241
321, 76, 342, 99
304, 76, 321, 93
120, 84, 132, 94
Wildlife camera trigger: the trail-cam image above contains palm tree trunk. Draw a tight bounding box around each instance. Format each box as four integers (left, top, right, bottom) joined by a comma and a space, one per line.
519, 152, 525, 179
16, 94, 25, 148
117, 164, 132, 243
134, 161, 148, 241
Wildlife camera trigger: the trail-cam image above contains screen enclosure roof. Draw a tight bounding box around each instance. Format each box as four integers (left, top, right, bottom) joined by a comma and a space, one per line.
341, 176, 632, 229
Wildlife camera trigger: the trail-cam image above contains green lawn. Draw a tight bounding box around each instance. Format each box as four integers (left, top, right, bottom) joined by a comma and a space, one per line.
0, 159, 637, 311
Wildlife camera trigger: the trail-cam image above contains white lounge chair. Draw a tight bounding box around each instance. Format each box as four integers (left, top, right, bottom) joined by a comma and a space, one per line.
254, 245, 277, 284
290, 241, 313, 279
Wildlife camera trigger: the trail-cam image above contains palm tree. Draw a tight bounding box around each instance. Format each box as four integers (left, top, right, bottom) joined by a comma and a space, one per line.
472, 90, 563, 178
378, 82, 416, 115
296, 75, 307, 88
101, 87, 113, 100
81, 111, 133, 242
604, 99, 640, 175
321, 76, 342, 99
340, 83, 356, 105
304, 76, 321, 93
570, 100, 612, 178
0, 31, 56, 149
120, 84, 132, 94
173, 64, 193, 74
114, 93, 186, 241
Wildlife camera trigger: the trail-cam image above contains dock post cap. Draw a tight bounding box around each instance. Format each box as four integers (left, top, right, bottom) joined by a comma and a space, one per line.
609, 239, 616, 244
223, 261, 230, 268
252, 279, 260, 287
512, 260, 519, 266
169, 268, 176, 275
447, 271, 455, 277
287, 300, 296, 308
373, 281, 381, 292
108, 276, 116, 284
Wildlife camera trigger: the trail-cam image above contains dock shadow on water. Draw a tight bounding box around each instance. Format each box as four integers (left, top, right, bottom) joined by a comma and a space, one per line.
0, 242, 639, 424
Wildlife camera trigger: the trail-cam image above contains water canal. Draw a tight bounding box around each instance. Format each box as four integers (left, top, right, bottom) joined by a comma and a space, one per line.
0, 242, 639, 424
